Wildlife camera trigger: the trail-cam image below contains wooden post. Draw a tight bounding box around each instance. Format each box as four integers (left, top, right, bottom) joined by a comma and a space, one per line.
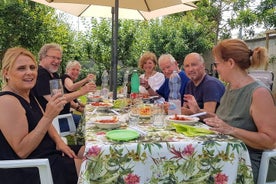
265, 30, 276, 70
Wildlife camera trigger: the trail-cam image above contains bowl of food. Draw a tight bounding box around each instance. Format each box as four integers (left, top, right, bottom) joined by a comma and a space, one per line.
87, 94, 102, 102
138, 104, 152, 118
92, 116, 120, 129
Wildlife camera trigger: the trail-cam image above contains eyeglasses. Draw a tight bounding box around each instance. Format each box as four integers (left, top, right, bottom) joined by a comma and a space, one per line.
46, 55, 62, 62
213, 62, 220, 68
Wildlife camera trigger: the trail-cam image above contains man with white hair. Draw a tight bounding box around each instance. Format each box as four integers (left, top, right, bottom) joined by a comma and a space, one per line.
147, 54, 190, 105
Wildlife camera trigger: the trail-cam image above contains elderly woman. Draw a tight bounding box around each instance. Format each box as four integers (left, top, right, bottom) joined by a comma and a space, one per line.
204, 39, 276, 183
0, 47, 84, 184
61, 60, 94, 125
138, 51, 165, 95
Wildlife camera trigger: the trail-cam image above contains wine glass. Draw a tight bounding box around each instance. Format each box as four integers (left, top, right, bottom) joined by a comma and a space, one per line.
49, 79, 64, 96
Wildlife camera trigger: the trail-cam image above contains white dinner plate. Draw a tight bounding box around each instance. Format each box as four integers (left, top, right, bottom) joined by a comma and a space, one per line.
165, 115, 199, 125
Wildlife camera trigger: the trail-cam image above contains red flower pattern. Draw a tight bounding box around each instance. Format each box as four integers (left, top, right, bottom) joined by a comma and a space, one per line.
87, 145, 101, 157
214, 173, 228, 184
124, 173, 140, 184
182, 144, 195, 156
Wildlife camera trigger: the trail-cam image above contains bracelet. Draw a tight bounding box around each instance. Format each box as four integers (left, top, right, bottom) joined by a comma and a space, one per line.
145, 86, 151, 90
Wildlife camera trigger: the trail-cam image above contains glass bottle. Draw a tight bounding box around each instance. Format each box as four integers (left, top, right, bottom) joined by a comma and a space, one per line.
123, 70, 129, 98
131, 69, 140, 94
101, 70, 109, 100
168, 70, 181, 115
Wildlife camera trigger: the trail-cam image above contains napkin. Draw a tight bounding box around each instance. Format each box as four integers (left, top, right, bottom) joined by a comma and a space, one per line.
172, 123, 214, 137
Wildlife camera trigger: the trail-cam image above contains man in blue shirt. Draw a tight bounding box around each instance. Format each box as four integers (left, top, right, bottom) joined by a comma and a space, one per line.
146, 54, 190, 105
182, 53, 225, 115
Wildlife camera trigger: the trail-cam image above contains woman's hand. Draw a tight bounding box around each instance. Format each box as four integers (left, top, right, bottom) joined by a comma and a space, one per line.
140, 78, 150, 89
44, 93, 67, 119
56, 139, 78, 158
204, 116, 236, 135
80, 81, 97, 95
86, 74, 96, 83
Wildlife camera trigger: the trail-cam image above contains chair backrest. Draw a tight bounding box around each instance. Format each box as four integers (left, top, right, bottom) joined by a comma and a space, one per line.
52, 113, 76, 137
0, 159, 53, 184
257, 149, 276, 184
248, 70, 274, 90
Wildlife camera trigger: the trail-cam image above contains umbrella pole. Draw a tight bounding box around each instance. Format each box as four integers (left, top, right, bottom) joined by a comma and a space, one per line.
111, 0, 119, 100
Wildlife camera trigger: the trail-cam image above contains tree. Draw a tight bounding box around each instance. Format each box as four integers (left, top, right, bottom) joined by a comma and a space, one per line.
148, 15, 215, 63
256, 0, 276, 29
0, 0, 75, 73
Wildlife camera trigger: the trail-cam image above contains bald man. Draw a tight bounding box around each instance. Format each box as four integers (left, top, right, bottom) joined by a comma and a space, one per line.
182, 53, 225, 115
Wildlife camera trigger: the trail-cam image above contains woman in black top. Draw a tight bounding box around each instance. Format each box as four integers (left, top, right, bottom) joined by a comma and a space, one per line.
61, 60, 95, 127
0, 47, 84, 184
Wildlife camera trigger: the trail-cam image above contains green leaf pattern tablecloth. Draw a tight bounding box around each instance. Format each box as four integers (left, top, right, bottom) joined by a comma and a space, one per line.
78, 107, 254, 184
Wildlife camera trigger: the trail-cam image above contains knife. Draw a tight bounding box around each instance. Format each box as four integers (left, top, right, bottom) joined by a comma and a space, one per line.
189, 112, 207, 118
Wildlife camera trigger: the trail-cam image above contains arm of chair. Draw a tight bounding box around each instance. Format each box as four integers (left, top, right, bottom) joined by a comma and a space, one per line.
258, 149, 276, 184
0, 159, 53, 184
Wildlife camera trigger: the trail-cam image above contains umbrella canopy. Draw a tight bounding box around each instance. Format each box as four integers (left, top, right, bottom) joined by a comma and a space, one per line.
31, 0, 198, 99
32, 0, 197, 20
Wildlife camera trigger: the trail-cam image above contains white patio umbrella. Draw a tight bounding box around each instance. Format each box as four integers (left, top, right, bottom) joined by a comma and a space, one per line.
31, 0, 198, 99
32, 0, 197, 20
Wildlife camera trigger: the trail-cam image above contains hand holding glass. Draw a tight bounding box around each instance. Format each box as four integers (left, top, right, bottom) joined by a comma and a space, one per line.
49, 79, 64, 96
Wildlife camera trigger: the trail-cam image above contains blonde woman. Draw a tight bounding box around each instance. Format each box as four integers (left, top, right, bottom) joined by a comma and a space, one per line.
138, 51, 165, 95
0, 47, 84, 184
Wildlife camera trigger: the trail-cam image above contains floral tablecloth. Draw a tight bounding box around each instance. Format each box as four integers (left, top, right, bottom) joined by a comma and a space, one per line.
78, 106, 254, 184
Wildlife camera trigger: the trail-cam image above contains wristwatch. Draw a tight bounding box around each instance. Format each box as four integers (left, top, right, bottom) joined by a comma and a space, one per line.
76, 104, 81, 111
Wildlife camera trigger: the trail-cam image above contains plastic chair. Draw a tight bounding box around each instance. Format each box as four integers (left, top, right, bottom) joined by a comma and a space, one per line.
257, 149, 276, 184
248, 70, 274, 90
52, 113, 77, 144
0, 159, 53, 184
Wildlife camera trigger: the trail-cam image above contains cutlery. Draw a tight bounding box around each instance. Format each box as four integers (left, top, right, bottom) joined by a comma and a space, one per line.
189, 112, 207, 118
128, 126, 147, 136
110, 109, 121, 116
91, 107, 98, 115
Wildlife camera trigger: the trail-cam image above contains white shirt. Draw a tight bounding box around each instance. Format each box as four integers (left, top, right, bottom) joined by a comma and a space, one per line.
139, 72, 165, 94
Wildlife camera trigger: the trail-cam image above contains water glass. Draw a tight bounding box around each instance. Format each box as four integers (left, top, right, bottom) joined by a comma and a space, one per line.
49, 79, 64, 96
128, 106, 140, 126
152, 104, 165, 128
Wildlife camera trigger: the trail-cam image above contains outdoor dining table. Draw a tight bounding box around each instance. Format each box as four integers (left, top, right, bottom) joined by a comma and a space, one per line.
77, 103, 254, 184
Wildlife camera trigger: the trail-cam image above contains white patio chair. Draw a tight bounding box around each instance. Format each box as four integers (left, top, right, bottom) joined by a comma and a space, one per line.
52, 113, 77, 144
248, 70, 274, 90
0, 159, 53, 184
257, 149, 276, 184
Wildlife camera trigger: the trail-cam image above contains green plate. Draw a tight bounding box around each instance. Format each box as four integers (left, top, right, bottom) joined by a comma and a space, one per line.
106, 129, 139, 141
